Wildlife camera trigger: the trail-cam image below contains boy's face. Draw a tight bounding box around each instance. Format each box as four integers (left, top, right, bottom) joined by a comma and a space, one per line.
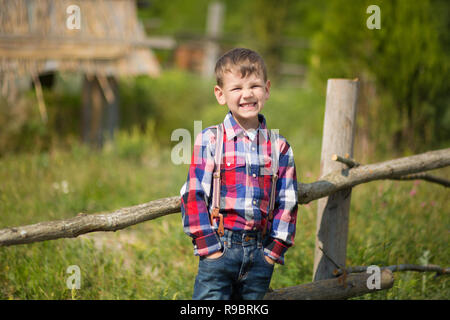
214, 69, 270, 130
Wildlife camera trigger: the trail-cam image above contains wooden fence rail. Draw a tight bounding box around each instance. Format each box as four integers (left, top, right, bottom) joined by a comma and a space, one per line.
1, 148, 449, 247
264, 269, 395, 300
1, 72, 449, 298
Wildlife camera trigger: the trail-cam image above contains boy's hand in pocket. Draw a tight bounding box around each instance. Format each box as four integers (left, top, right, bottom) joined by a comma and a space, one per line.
206, 251, 223, 259
264, 256, 276, 265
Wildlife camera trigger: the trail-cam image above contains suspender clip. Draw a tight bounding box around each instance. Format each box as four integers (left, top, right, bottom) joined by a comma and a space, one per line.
210, 207, 224, 237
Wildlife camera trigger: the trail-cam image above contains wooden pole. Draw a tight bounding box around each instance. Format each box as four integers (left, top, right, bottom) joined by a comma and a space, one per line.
1, 148, 449, 247
265, 269, 394, 300
105, 76, 119, 143
81, 74, 92, 145
31, 72, 48, 124
82, 74, 109, 149
202, 1, 224, 78
313, 79, 359, 281
91, 76, 104, 148
333, 264, 450, 276
97, 74, 119, 143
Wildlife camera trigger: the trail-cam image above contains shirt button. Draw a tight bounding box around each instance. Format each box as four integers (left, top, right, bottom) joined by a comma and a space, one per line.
252, 147, 255, 151
227, 162, 231, 167
252, 173, 256, 178
253, 200, 257, 205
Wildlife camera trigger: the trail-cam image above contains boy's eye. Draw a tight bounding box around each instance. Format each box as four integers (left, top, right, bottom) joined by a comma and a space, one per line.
231, 88, 241, 91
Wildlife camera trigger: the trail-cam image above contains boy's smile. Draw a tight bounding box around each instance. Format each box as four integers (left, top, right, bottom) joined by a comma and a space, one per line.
214, 70, 271, 131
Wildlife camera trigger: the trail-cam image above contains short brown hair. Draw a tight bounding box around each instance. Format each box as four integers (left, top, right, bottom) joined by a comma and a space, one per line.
214, 48, 267, 87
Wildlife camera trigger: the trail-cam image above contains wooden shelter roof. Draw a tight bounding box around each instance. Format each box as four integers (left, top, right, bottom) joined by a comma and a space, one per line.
0, 0, 160, 79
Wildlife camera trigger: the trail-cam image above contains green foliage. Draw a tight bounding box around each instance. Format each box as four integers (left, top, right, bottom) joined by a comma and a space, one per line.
3, 1, 447, 157
137, 0, 449, 152
139, 0, 325, 76
119, 71, 216, 147
0, 93, 49, 156
309, 0, 450, 152
138, 0, 210, 35
0, 74, 81, 156
0, 71, 217, 157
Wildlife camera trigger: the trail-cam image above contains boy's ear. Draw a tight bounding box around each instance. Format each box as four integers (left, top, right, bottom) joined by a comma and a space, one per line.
214, 85, 226, 105
265, 80, 271, 100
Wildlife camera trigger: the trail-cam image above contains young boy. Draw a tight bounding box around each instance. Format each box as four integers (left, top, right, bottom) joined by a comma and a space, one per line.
180, 48, 298, 300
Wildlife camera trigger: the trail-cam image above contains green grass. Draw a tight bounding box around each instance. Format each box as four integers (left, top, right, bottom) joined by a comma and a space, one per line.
0, 79, 449, 300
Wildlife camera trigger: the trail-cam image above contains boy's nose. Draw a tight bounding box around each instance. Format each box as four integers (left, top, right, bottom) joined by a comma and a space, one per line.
242, 88, 254, 98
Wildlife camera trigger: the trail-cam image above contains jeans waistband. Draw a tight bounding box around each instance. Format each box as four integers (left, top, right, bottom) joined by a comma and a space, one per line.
222, 229, 262, 248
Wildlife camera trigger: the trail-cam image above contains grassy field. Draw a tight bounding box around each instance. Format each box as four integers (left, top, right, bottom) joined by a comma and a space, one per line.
0, 78, 449, 300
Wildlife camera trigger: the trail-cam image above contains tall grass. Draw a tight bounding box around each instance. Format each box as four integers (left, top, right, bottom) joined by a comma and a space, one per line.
0, 72, 448, 299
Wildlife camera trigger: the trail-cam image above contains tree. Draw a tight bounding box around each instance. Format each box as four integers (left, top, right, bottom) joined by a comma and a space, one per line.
309, 0, 450, 153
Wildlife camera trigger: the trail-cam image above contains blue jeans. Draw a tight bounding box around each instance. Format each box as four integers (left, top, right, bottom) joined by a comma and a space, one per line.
193, 229, 274, 300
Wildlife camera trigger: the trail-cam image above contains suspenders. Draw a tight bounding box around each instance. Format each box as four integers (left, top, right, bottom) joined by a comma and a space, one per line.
264, 128, 279, 238
210, 124, 279, 238
211, 124, 225, 236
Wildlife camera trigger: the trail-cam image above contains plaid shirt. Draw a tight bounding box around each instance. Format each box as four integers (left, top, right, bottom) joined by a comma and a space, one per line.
180, 112, 298, 264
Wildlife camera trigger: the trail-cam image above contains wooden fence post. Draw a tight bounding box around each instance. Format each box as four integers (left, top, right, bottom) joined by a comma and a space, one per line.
202, 1, 224, 78
313, 78, 359, 281
82, 74, 119, 149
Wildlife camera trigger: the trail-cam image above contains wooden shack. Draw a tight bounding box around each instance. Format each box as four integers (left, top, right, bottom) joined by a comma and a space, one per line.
0, 0, 161, 147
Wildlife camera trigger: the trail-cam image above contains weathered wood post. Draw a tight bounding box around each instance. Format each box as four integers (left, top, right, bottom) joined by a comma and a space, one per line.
313, 78, 359, 281
82, 74, 119, 149
202, 1, 224, 78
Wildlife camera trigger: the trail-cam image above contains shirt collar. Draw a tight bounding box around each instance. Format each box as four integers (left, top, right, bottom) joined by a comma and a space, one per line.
223, 111, 268, 141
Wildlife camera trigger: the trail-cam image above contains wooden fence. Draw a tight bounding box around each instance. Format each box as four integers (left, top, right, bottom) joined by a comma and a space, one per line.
1, 79, 449, 299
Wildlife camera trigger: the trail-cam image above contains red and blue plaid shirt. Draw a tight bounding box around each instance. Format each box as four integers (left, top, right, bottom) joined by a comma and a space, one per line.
180, 112, 298, 264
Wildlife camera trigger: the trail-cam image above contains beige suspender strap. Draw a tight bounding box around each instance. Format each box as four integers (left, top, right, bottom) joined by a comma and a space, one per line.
263, 129, 279, 238
269, 129, 279, 216
211, 124, 224, 236
212, 124, 223, 209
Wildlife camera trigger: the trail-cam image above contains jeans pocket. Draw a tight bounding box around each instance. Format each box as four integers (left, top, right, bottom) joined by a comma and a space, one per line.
259, 248, 275, 268
202, 245, 228, 263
